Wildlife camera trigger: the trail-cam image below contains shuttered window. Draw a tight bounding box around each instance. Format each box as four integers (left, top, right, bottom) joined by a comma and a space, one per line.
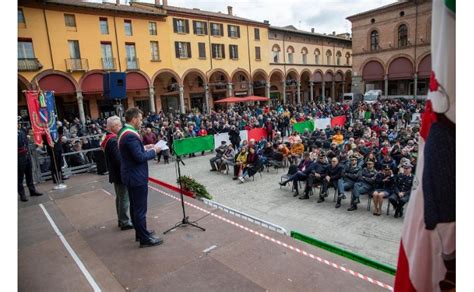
198, 42, 206, 58
173, 18, 189, 34
229, 45, 238, 59
193, 21, 207, 35
255, 46, 261, 60
228, 25, 240, 38
211, 44, 225, 59
175, 42, 191, 58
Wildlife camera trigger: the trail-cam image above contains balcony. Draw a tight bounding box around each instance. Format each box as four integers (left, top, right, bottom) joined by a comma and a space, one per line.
101, 58, 116, 71
18, 58, 43, 71
125, 57, 139, 71
65, 58, 89, 72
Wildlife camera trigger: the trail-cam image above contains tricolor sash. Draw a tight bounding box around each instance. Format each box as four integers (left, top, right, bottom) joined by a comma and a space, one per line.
117, 124, 141, 145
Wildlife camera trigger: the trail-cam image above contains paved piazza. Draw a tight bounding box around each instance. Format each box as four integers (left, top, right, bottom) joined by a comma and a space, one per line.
149, 153, 404, 267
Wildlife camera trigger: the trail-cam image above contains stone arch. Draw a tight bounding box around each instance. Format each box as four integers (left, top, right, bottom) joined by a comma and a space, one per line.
362, 59, 385, 81
79, 70, 105, 94
387, 56, 414, 79
151, 68, 182, 86
269, 68, 285, 81
18, 74, 32, 90
126, 70, 151, 89
230, 68, 251, 83
416, 52, 432, 71
181, 68, 208, 84
386, 54, 415, 75
287, 46, 295, 53
312, 69, 324, 82
324, 70, 334, 82
272, 44, 281, 52
208, 68, 231, 83
335, 70, 344, 82
31, 69, 79, 93
286, 69, 299, 81
252, 69, 269, 83
301, 47, 308, 54
359, 57, 386, 77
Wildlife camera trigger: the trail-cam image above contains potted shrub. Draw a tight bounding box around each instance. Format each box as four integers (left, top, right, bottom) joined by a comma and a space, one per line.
177, 175, 213, 200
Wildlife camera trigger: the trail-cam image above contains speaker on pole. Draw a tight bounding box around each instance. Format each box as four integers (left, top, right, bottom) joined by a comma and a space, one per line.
103, 72, 127, 100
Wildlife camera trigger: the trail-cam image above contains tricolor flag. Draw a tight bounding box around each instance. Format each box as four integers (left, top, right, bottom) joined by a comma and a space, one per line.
394, 0, 456, 291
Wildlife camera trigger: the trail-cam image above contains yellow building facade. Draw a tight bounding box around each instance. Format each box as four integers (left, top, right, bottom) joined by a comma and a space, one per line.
18, 0, 350, 123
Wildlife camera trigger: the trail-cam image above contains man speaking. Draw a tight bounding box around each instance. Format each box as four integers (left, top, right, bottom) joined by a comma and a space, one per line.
118, 107, 163, 248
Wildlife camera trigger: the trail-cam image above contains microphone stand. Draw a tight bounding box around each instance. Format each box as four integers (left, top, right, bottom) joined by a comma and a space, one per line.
163, 153, 206, 234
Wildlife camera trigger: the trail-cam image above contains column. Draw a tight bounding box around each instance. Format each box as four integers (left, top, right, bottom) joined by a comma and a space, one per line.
322, 81, 325, 101
310, 81, 314, 102
179, 85, 185, 114
296, 81, 301, 104
384, 74, 389, 99
204, 84, 210, 114
265, 82, 271, 99
413, 73, 418, 99
76, 91, 86, 126
282, 80, 287, 104
248, 82, 254, 96
227, 83, 233, 97
148, 87, 156, 113
342, 81, 345, 95
331, 80, 335, 102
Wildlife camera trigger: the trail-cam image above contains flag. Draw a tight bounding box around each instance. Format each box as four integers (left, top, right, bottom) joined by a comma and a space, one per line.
314, 117, 331, 130
330, 116, 346, 128
44, 91, 59, 143
248, 128, 267, 142
394, 1, 456, 291
293, 120, 315, 133
25, 90, 54, 146
173, 135, 214, 156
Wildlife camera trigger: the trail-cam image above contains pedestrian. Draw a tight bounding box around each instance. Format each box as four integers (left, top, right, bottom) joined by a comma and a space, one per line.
118, 108, 163, 248
102, 116, 133, 231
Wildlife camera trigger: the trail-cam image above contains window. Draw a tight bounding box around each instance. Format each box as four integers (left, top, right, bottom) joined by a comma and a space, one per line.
211, 44, 225, 59
301, 48, 308, 64
336, 51, 342, 65
68, 40, 81, 59
211, 23, 224, 36
229, 45, 238, 59
314, 49, 320, 64
370, 30, 379, 51
254, 28, 260, 40
302, 54, 307, 64
398, 24, 408, 48
18, 40, 35, 59
125, 43, 138, 69
255, 47, 261, 60
64, 14, 76, 28
149, 22, 157, 35
287, 46, 294, 64
18, 9, 25, 24
228, 25, 240, 38
272, 45, 280, 63
198, 42, 206, 58
173, 18, 189, 33
345, 52, 351, 65
326, 50, 332, 65
193, 21, 207, 35
150, 41, 160, 61
124, 20, 133, 36
101, 42, 114, 69
175, 42, 191, 58
99, 18, 109, 35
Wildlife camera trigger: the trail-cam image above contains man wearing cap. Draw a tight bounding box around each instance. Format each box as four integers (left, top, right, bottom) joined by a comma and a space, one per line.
210, 141, 228, 171
348, 159, 377, 211
389, 161, 414, 218
336, 156, 360, 208
18, 117, 43, 202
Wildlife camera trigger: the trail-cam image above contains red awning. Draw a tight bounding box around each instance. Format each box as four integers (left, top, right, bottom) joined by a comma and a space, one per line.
214, 96, 270, 103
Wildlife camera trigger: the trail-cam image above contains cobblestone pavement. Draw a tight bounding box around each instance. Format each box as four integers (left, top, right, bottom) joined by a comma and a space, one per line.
149, 153, 404, 267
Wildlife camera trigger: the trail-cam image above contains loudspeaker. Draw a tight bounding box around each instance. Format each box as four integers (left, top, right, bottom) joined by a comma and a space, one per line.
103, 72, 127, 100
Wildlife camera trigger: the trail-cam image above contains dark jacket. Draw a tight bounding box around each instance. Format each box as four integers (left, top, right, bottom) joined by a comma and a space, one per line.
342, 164, 361, 182
326, 164, 343, 181
228, 129, 241, 146
374, 172, 395, 192
297, 159, 313, 172
394, 173, 414, 193
102, 133, 122, 184
305, 161, 328, 176
357, 167, 377, 186
119, 130, 156, 187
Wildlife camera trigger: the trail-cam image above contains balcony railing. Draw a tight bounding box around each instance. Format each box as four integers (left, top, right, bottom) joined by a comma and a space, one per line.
18, 58, 43, 71
101, 58, 116, 71
65, 58, 89, 72
125, 57, 139, 70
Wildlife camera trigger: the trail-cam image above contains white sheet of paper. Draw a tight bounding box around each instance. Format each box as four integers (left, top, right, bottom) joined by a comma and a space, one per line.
155, 140, 169, 150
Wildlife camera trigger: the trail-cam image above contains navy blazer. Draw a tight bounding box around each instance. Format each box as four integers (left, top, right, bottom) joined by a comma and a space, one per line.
119, 131, 156, 187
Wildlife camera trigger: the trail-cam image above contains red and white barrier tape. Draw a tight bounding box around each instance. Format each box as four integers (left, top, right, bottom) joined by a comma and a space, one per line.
148, 184, 394, 291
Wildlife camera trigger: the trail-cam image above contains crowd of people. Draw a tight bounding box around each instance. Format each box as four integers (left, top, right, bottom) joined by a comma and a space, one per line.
21, 98, 421, 217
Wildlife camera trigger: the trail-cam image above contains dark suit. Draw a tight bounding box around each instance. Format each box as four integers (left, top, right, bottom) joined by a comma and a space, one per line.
119, 129, 156, 242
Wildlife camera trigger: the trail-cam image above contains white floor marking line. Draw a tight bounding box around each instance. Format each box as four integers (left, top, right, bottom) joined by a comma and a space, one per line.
101, 189, 113, 197
39, 204, 101, 292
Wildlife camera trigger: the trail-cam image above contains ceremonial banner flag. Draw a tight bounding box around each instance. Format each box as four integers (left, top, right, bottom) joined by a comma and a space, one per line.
248, 128, 267, 142
394, 1, 455, 291
25, 90, 56, 146
314, 118, 331, 130
330, 116, 347, 128
173, 135, 214, 156
45, 91, 58, 143
293, 120, 314, 133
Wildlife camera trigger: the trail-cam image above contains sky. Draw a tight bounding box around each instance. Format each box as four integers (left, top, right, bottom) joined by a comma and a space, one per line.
95, 0, 396, 35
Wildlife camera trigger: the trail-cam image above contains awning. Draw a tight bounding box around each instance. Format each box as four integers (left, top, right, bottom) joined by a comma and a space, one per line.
214, 96, 270, 103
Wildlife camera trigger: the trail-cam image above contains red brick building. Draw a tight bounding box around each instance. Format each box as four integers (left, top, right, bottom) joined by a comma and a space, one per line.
347, 0, 432, 98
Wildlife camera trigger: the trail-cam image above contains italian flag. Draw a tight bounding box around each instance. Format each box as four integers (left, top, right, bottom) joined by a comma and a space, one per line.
394, 0, 456, 291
